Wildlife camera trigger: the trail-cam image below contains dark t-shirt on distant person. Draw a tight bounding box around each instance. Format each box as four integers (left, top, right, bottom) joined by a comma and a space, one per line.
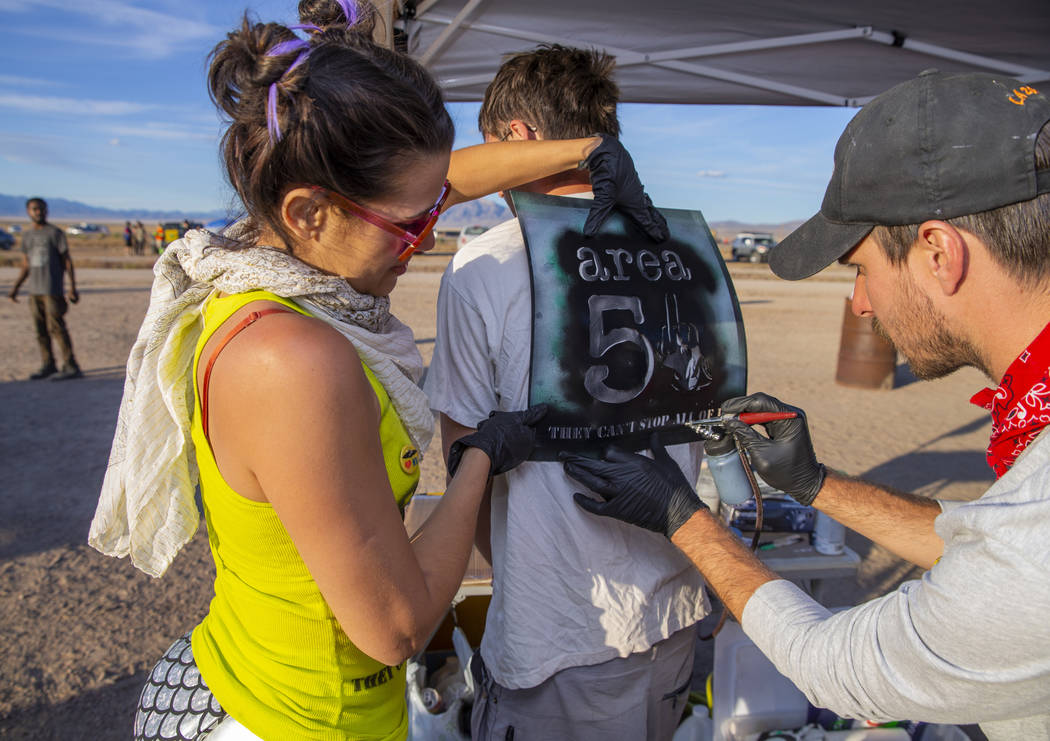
21, 225, 68, 297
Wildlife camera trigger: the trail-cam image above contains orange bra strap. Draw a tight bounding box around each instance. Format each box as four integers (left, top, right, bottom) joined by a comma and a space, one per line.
201, 308, 292, 440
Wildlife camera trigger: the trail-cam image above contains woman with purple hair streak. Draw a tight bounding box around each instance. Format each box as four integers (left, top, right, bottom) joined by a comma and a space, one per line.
87, 1, 663, 739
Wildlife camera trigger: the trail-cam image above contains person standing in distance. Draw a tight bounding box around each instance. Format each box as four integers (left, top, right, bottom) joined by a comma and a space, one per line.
9, 197, 82, 380
133, 220, 147, 256
562, 71, 1050, 741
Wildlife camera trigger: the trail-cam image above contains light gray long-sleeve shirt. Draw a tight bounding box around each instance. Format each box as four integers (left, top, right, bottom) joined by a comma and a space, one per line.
742, 432, 1050, 741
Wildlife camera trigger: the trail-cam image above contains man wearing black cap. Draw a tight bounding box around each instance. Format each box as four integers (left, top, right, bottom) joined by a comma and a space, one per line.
561, 71, 1050, 740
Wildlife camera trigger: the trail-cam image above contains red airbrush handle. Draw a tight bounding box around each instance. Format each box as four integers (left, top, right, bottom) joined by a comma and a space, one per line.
736, 411, 798, 425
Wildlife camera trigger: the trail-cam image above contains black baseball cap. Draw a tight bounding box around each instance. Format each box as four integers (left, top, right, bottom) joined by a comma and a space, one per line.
770, 70, 1050, 280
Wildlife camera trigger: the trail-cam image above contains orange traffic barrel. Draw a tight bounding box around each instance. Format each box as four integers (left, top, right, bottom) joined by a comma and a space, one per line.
835, 297, 896, 389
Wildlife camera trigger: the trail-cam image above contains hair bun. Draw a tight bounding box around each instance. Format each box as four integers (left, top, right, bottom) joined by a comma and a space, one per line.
297, 0, 376, 36
208, 18, 302, 120
206, 6, 453, 253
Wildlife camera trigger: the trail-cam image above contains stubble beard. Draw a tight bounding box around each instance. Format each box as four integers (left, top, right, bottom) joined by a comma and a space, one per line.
871, 276, 991, 381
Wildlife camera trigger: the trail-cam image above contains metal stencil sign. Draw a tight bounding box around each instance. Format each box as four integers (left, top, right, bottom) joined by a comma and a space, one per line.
513, 192, 747, 460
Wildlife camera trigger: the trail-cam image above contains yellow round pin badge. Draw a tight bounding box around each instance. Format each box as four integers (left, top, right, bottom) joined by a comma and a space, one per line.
399, 446, 420, 475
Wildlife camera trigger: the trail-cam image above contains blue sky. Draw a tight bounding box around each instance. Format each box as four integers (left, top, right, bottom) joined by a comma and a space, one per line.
0, 0, 859, 223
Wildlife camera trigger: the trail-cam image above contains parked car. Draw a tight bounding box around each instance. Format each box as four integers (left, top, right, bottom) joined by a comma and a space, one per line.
66, 222, 109, 236
7, 224, 21, 233
457, 225, 489, 249
730, 232, 776, 262
0, 230, 14, 250
162, 222, 183, 248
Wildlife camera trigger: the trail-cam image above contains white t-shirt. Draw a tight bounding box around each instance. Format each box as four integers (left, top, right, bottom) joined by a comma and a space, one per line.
425, 216, 709, 689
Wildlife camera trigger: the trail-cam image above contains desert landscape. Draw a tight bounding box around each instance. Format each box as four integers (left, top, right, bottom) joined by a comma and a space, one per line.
0, 239, 995, 739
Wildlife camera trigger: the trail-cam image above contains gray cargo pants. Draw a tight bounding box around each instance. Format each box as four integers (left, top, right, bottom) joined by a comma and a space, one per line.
470, 624, 696, 741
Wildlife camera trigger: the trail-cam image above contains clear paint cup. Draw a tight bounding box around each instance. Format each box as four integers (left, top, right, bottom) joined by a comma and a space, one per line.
813, 510, 846, 555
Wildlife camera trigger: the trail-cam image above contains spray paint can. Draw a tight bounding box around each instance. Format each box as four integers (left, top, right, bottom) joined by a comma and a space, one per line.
813, 510, 846, 555
703, 434, 754, 506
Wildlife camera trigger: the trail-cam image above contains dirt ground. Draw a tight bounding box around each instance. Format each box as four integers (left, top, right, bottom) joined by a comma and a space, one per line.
0, 247, 994, 739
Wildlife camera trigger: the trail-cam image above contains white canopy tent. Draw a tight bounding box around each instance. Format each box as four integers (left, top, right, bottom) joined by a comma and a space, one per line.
374, 0, 1050, 106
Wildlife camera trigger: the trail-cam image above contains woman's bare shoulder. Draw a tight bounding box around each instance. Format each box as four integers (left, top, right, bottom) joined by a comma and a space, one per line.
207, 300, 375, 417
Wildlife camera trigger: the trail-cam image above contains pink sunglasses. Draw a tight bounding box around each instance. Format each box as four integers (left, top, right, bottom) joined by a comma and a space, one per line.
314, 180, 451, 262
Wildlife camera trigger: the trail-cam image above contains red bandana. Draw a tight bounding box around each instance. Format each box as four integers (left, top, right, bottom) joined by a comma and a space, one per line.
971, 321, 1050, 478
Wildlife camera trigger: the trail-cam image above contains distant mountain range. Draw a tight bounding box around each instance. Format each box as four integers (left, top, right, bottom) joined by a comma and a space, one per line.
0, 192, 510, 227
439, 205, 806, 239
437, 198, 510, 228
0, 192, 803, 238
0, 193, 228, 223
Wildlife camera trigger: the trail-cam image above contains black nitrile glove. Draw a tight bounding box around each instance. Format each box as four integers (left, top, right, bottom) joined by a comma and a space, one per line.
561, 433, 706, 538
721, 393, 826, 506
583, 134, 669, 242
447, 404, 548, 476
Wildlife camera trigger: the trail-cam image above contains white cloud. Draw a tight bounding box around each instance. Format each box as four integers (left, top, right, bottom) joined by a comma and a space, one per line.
700, 176, 818, 194
182, 109, 229, 126
6, 0, 221, 58
622, 105, 746, 138
697, 169, 726, 177
0, 92, 155, 116
0, 133, 86, 168
108, 122, 218, 142
109, 138, 121, 146
0, 74, 61, 87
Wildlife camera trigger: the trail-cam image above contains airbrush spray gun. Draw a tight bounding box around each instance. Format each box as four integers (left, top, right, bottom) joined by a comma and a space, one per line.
685, 411, 846, 554
683, 412, 797, 506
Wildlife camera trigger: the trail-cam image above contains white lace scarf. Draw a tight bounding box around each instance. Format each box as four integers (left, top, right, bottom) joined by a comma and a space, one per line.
89, 229, 433, 577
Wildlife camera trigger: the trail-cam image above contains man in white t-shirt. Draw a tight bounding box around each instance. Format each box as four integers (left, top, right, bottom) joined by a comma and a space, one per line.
424, 45, 709, 740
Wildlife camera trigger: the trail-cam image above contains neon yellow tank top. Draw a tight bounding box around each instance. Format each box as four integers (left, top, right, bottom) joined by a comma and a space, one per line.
189, 290, 420, 740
